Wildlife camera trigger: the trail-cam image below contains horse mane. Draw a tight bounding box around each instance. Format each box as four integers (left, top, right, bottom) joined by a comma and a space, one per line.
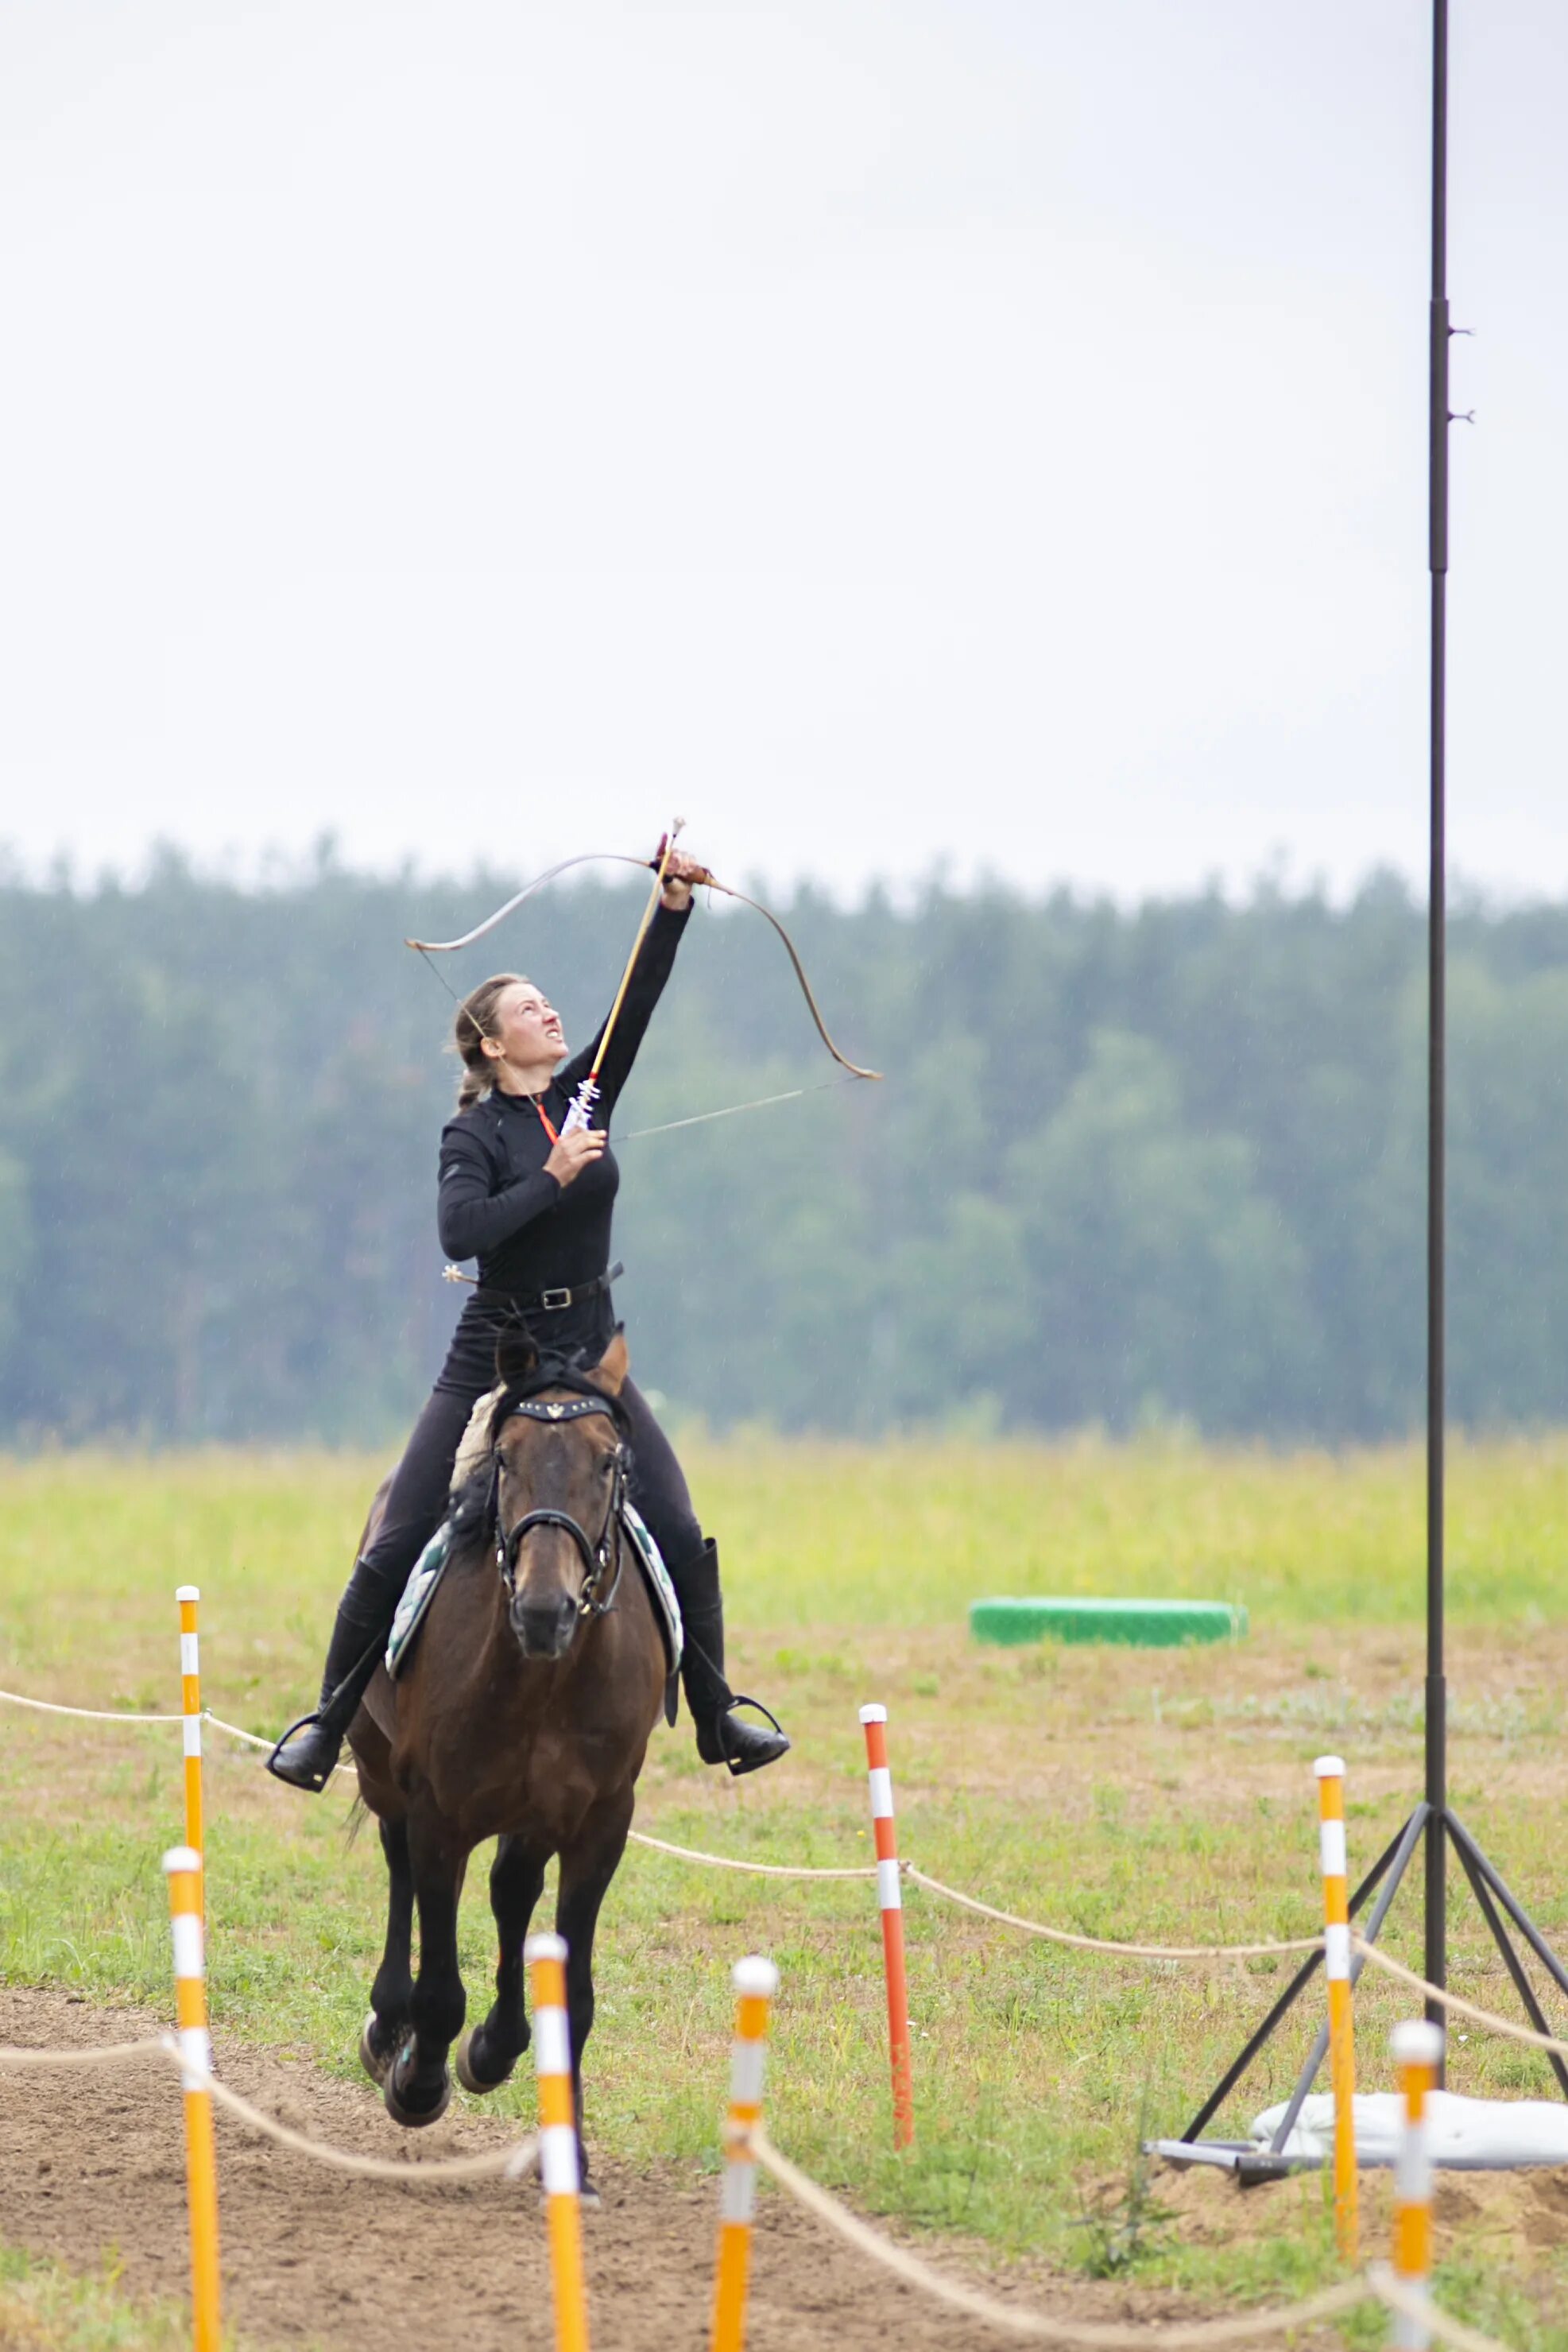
448, 1459, 498, 1548
488, 1351, 631, 1440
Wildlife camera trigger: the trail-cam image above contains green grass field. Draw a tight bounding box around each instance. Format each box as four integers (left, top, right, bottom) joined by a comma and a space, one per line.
2, 1434, 1568, 2345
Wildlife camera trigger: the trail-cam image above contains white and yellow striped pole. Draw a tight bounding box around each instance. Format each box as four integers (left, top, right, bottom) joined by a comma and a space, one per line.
1389, 2019, 1443, 2349
527, 1933, 590, 2352
710, 1955, 780, 2352
1314, 1753, 1358, 2261
163, 1846, 222, 2352
176, 1587, 203, 1870
859, 1703, 915, 2149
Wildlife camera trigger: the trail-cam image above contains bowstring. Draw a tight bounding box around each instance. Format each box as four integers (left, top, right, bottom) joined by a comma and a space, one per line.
420, 924, 865, 1137
416, 945, 462, 1004
407, 858, 880, 1130
616, 1073, 862, 1144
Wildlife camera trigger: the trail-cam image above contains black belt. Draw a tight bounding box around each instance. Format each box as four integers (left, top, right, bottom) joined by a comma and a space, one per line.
469, 1262, 622, 1316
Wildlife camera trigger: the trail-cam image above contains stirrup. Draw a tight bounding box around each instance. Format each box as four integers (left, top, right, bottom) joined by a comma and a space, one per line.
264, 1711, 343, 1794
713, 1695, 790, 1778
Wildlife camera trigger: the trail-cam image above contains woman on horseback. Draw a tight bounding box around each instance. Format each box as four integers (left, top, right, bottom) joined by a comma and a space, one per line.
267, 847, 789, 1792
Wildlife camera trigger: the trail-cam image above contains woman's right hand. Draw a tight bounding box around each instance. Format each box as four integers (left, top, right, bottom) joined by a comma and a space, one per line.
545, 1128, 609, 1187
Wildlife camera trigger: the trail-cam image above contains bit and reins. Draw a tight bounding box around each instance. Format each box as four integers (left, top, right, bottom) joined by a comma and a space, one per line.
493, 1385, 629, 1620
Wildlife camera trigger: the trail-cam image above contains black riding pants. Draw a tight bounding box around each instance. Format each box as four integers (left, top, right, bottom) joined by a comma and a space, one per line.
340, 1372, 703, 1632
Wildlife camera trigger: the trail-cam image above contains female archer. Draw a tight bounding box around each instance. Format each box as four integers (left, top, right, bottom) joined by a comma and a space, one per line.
267, 844, 790, 1791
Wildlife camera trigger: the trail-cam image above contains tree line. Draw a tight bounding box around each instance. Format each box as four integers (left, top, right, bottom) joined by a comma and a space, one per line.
2, 852, 1565, 1444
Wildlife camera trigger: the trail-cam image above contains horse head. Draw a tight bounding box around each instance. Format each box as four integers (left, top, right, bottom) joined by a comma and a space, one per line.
490, 1327, 631, 1661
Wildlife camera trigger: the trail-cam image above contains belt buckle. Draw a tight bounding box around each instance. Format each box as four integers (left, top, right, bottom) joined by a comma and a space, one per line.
540, 1286, 571, 1312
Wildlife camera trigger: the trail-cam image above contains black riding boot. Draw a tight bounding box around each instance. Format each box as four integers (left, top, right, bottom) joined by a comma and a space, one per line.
669, 1538, 790, 1777
265, 1571, 390, 1794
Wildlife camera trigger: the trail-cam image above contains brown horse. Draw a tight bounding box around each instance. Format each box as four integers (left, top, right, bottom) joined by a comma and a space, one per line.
347, 1327, 666, 2180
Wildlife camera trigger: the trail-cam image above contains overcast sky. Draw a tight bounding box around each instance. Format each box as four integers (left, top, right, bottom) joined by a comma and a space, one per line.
1, 2, 1562, 905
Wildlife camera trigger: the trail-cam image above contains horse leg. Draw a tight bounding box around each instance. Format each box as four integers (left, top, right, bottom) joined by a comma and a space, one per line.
385, 1814, 467, 2129
360, 1815, 415, 2087
456, 1834, 548, 2094
554, 1796, 634, 2199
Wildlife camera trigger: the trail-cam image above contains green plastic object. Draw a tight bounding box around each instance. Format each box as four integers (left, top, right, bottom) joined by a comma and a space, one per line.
968, 1597, 1247, 1648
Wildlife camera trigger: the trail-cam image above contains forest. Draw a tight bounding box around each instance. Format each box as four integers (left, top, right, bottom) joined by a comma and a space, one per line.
2, 853, 1565, 1443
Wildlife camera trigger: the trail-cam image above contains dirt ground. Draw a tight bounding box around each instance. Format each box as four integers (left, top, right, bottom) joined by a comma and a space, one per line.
6, 1987, 1568, 2351
0, 1990, 1318, 2350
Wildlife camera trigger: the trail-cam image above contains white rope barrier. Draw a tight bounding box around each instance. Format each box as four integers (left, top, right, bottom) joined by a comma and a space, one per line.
0, 1688, 184, 1725
627, 1828, 875, 1881
0, 2036, 172, 2070
0, 1686, 359, 1775
1369, 2266, 1516, 2352
199, 2062, 538, 2182
745, 2130, 1515, 2352
903, 1869, 1323, 1962
0, 2031, 538, 2184
744, 2126, 1373, 2346
199, 1712, 275, 1751
1353, 1939, 1568, 2062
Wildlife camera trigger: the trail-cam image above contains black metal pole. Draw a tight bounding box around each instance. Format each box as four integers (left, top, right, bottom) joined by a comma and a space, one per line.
1425, 0, 1450, 2061
1181, 4, 1568, 2146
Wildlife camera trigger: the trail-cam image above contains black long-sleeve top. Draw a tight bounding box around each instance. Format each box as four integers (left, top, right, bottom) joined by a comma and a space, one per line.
434, 899, 691, 1383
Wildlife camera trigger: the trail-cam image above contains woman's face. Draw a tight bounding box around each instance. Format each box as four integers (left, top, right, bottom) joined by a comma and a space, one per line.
487, 982, 567, 1070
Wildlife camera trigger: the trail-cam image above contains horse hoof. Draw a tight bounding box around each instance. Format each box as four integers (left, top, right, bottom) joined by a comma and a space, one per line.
384, 2046, 453, 2130
455, 2029, 516, 2096
384, 2067, 452, 2130
359, 2011, 393, 2087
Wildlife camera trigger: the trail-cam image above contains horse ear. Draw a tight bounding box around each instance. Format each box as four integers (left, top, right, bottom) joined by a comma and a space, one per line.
591, 1328, 630, 1397
495, 1324, 539, 1389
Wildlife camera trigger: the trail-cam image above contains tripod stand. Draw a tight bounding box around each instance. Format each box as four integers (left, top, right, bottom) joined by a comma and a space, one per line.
1177, 1805, 1568, 2179
1176, 0, 1568, 2173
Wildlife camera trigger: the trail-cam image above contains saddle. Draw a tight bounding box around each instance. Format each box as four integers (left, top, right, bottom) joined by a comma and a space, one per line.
385, 1385, 683, 1688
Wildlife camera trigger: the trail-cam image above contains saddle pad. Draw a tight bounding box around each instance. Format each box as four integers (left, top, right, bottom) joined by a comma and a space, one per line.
385, 1501, 683, 1680
385, 1521, 453, 1678
621, 1501, 683, 1672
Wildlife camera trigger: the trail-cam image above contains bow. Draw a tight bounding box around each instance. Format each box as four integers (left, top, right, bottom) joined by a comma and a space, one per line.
407, 851, 883, 1098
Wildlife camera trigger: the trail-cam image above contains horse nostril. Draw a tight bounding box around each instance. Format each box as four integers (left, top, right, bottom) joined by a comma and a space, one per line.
513, 1594, 579, 1659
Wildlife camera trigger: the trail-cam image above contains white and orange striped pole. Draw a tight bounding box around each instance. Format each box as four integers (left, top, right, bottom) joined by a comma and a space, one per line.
710, 1955, 780, 2352
859, 1704, 914, 2149
163, 1846, 222, 2352
1388, 2019, 1443, 2349
527, 1933, 590, 2352
1314, 1753, 1358, 2261
176, 1587, 203, 1871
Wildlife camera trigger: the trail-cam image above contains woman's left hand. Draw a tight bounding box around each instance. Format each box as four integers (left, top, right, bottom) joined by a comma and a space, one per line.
660, 847, 707, 910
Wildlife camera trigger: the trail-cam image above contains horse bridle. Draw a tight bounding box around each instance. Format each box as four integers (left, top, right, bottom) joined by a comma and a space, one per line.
494, 1393, 628, 1621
